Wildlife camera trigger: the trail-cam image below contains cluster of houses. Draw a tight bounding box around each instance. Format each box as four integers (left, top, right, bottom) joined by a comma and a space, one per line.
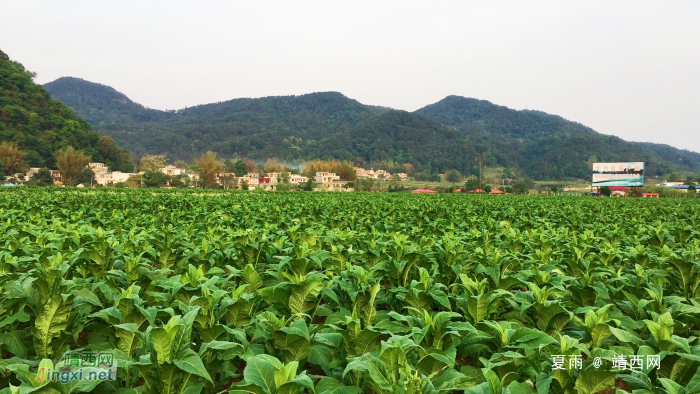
23, 163, 352, 190
231, 171, 349, 191
355, 168, 408, 181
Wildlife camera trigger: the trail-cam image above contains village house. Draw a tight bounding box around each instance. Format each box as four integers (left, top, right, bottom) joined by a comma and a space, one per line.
89, 163, 109, 175
95, 171, 137, 186
24, 167, 40, 181
258, 177, 275, 191
288, 174, 308, 184
24, 167, 61, 183
162, 165, 185, 176
315, 172, 340, 184
50, 170, 61, 182
356, 168, 398, 180
355, 168, 371, 178
313, 172, 351, 191
238, 175, 259, 188
374, 169, 391, 180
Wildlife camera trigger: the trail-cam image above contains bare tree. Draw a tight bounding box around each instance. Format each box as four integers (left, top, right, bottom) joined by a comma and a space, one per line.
195, 151, 224, 187
0, 141, 28, 175
244, 159, 258, 173
140, 155, 167, 172
264, 158, 281, 173
56, 146, 91, 186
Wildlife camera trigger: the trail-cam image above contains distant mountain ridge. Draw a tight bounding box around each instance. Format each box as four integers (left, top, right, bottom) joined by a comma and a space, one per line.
43, 76, 700, 179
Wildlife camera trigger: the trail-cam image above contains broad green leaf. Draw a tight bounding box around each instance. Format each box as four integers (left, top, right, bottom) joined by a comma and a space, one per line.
573, 371, 617, 394
244, 356, 278, 394
288, 279, 322, 315
173, 348, 213, 383
34, 295, 72, 358
468, 294, 489, 323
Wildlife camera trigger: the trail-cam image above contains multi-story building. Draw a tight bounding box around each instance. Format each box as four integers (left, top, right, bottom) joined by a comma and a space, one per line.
162, 165, 185, 176
258, 177, 277, 191
288, 175, 308, 184
238, 175, 259, 188
89, 163, 109, 175
95, 171, 137, 186
314, 172, 340, 184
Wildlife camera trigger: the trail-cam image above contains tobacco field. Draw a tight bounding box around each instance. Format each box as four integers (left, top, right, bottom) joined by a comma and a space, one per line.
1, 189, 700, 394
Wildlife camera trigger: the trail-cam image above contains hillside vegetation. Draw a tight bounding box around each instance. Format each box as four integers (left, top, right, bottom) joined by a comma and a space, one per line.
416, 96, 679, 179
0, 51, 132, 170
44, 77, 700, 180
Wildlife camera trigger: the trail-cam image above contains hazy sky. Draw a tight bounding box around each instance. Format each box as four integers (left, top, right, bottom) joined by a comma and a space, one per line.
2, 1, 699, 151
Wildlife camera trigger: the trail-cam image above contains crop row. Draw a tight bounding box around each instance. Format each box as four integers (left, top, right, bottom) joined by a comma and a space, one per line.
0, 189, 699, 394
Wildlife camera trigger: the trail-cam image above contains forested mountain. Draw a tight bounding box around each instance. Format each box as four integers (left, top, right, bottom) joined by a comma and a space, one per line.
416, 96, 682, 178
45, 77, 390, 159
44, 76, 700, 180
316, 110, 481, 174
0, 50, 130, 170
41, 77, 171, 126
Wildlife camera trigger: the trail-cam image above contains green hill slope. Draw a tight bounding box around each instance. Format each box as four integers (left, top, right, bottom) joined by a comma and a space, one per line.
43, 77, 700, 180
316, 110, 481, 174
44, 77, 390, 159
0, 51, 131, 171
416, 96, 682, 178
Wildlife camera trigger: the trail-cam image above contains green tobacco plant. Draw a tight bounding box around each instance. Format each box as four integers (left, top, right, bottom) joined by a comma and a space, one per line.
0, 189, 700, 393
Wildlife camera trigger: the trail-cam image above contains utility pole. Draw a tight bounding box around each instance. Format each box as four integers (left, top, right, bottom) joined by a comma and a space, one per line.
479, 158, 482, 191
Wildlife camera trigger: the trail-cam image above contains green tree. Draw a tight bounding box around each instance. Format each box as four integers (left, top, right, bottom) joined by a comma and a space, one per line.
97, 136, 133, 172
687, 177, 697, 195
28, 168, 53, 186
668, 172, 682, 182
0, 161, 5, 182
76, 169, 95, 186
445, 169, 462, 183
241, 180, 249, 190
484, 185, 492, 193
301, 178, 316, 191
233, 160, 247, 176
142, 171, 169, 187
513, 178, 535, 195
464, 178, 480, 192
169, 174, 191, 188
600, 186, 612, 197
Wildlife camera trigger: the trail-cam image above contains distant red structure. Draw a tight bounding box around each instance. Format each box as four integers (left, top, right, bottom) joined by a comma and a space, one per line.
412, 189, 437, 193
489, 189, 504, 194
469, 189, 485, 193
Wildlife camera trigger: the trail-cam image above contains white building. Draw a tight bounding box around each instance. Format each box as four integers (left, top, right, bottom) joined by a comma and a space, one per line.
95, 171, 138, 186
314, 172, 340, 184
289, 175, 308, 184
89, 163, 109, 175
239, 175, 259, 188
162, 165, 185, 176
